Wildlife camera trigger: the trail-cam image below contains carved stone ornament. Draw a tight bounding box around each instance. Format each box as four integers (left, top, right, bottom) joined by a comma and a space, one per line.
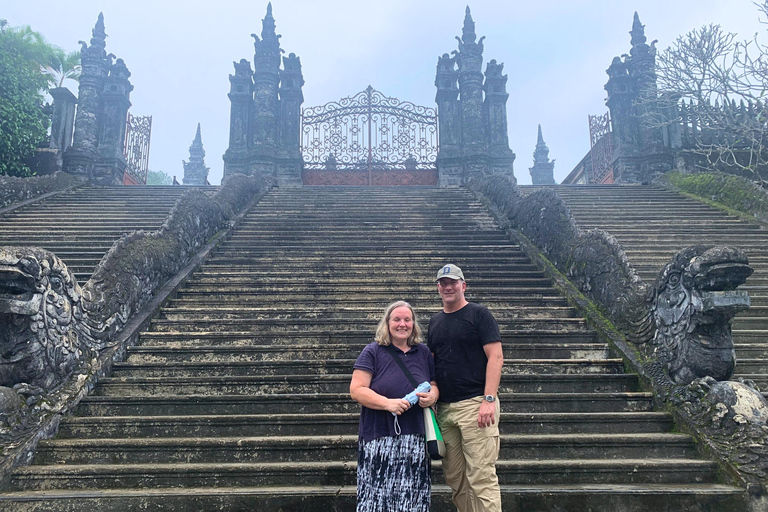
650, 245, 752, 385
0, 247, 91, 391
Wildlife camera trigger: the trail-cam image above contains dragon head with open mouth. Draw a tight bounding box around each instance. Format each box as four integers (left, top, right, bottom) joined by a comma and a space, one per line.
0, 246, 86, 391
651, 245, 753, 385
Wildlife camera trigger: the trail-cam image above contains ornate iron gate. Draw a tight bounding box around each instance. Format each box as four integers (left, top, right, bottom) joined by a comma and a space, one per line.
123, 114, 152, 185
301, 86, 438, 185
588, 112, 614, 184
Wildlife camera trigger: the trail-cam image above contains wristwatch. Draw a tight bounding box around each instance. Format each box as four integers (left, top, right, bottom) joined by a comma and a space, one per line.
484, 395, 495, 403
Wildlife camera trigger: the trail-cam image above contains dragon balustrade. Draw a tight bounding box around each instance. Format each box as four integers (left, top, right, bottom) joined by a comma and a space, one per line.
469, 174, 768, 498
0, 174, 270, 459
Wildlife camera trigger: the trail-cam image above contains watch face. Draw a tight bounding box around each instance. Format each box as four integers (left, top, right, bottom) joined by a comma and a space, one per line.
485, 395, 494, 402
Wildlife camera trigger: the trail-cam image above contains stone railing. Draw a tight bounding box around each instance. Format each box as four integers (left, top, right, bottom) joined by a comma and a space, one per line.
657, 171, 768, 226
0, 172, 82, 211
469, 174, 768, 503
0, 173, 272, 486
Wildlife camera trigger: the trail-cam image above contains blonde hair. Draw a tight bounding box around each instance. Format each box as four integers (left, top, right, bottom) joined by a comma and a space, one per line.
374, 300, 423, 347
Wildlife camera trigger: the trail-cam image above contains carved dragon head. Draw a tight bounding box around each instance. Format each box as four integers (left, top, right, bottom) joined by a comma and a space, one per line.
651, 245, 752, 385
0, 247, 86, 390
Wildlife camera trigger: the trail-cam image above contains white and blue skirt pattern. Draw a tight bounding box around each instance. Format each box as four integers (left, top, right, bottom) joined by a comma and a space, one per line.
356, 434, 431, 512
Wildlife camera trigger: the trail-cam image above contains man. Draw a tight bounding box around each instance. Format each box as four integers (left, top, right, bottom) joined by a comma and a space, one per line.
427, 263, 503, 512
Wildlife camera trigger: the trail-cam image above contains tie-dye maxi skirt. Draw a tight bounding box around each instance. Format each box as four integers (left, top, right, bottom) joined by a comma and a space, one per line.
356, 434, 431, 511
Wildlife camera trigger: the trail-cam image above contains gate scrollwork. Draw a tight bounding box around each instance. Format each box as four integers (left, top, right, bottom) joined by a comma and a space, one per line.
301, 86, 438, 172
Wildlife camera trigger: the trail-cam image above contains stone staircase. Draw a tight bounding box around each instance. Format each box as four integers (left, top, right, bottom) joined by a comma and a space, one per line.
0, 187, 747, 511
540, 185, 768, 391
0, 186, 207, 283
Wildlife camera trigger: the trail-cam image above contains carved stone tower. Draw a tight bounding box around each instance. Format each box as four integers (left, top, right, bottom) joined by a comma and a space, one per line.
223, 3, 304, 186
64, 13, 133, 185
529, 125, 556, 185
435, 7, 515, 186
604, 12, 672, 183
183, 124, 210, 185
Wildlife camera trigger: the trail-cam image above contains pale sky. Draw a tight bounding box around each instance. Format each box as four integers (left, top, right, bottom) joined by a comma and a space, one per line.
5, 1, 765, 184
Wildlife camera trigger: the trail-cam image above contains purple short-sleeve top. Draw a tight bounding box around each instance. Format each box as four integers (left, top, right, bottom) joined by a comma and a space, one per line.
353, 342, 436, 444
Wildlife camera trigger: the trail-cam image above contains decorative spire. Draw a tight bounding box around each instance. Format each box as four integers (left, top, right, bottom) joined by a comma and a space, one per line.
90, 12, 107, 50
262, 2, 276, 39
533, 125, 551, 163
530, 125, 555, 185
183, 123, 209, 186
462, 6, 476, 44
630, 12, 646, 47
193, 123, 202, 145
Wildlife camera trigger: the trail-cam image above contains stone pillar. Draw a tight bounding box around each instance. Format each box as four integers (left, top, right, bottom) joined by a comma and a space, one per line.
251, 2, 281, 164
93, 58, 133, 185
64, 13, 110, 179
529, 125, 556, 185
483, 59, 516, 177
456, 7, 487, 159
276, 52, 305, 187
435, 53, 462, 186
49, 87, 77, 153
223, 59, 254, 177
183, 123, 210, 185
604, 12, 673, 183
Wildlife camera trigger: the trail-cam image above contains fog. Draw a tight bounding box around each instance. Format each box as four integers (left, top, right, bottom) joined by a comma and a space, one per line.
5, 0, 765, 184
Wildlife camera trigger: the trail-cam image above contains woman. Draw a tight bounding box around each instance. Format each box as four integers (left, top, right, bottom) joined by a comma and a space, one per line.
350, 300, 439, 512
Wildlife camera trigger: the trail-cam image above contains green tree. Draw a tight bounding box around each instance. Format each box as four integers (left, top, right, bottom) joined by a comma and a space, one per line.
0, 20, 56, 177
146, 170, 173, 185
640, 2, 768, 185
45, 48, 81, 88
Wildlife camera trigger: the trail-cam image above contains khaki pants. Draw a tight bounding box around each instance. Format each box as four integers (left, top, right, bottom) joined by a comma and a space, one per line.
437, 396, 501, 512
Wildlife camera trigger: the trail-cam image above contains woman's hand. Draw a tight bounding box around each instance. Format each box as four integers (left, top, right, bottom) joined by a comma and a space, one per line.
385, 398, 411, 415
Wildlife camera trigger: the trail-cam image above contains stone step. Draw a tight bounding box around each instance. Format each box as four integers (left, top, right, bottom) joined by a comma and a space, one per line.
167, 296, 569, 309
155, 306, 578, 321
735, 345, 768, 358
146, 317, 592, 333
0, 483, 748, 512
33, 433, 695, 465
135, 330, 602, 346
94, 374, 638, 396
55, 411, 673, 439
172, 287, 566, 300
112, 359, 625, 377
9, 458, 720, 490
178, 278, 558, 290
76, 392, 654, 416
124, 343, 610, 361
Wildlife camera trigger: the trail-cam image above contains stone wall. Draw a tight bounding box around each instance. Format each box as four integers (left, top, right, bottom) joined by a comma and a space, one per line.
657, 171, 768, 225
0, 172, 81, 210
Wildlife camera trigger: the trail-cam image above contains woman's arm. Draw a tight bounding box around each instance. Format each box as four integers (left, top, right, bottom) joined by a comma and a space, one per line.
350, 369, 411, 415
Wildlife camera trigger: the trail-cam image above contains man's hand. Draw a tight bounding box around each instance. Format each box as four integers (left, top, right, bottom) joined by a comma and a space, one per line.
477, 399, 496, 428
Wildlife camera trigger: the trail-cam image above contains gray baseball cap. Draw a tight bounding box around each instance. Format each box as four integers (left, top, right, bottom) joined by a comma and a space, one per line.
436, 263, 464, 281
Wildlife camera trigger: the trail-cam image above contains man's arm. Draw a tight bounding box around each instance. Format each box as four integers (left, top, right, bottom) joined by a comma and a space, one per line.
478, 341, 503, 428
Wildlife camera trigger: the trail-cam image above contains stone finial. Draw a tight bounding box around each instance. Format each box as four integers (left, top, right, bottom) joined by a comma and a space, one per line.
233, 59, 253, 77
462, 6, 476, 44
630, 12, 646, 47
485, 59, 504, 78
91, 12, 107, 49
262, 2, 276, 38
111, 58, 131, 80
193, 122, 202, 146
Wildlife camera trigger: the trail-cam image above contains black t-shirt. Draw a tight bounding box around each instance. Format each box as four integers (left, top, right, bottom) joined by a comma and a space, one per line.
427, 302, 501, 403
